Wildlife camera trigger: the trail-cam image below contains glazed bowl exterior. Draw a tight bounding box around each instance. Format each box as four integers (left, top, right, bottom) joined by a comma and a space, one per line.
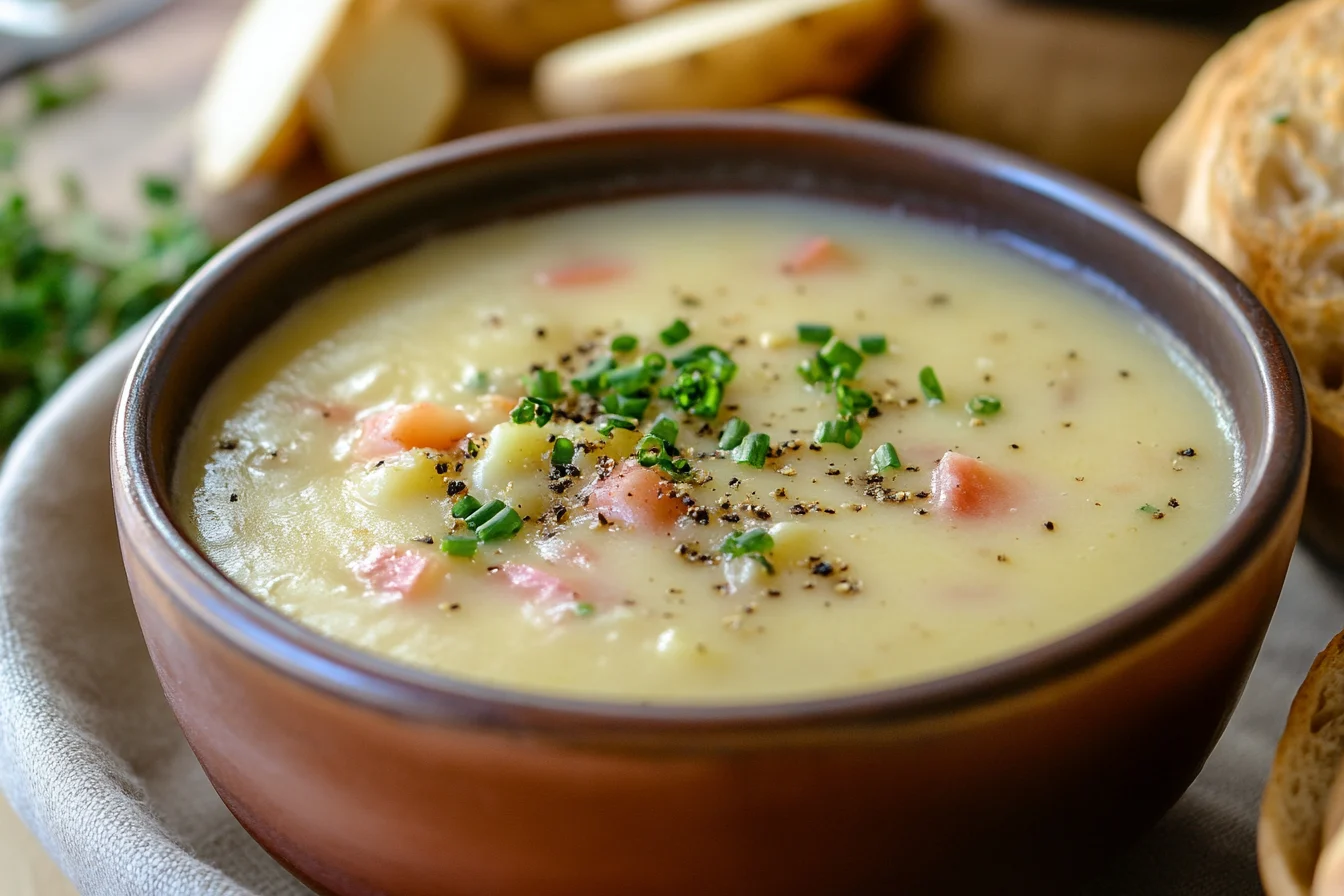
111, 114, 1307, 895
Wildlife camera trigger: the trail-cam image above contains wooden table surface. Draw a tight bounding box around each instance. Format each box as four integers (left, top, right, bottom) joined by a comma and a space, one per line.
0, 0, 1251, 892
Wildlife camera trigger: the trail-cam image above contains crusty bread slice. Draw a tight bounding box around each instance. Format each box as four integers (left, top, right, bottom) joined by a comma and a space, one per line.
1141, 0, 1344, 563
1141, 0, 1344, 432
1260, 631, 1344, 896
1141, 4, 1344, 891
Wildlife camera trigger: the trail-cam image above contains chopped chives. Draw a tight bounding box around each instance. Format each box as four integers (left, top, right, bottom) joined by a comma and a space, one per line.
797, 356, 832, 387
551, 437, 575, 468
440, 536, 478, 558
604, 363, 657, 395
648, 413, 679, 446
797, 323, 833, 345
835, 382, 873, 417
571, 357, 615, 394
659, 318, 691, 346
918, 365, 944, 405
465, 438, 480, 458
815, 418, 863, 449
1139, 503, 1163, 515
657, 455, 694, 481
641, 352, 667, 371
610, 334, 638, 352
965, 394, 1002, 416
722, 528, 774, 556
465, 499, 506, 530
451, 495, 482, 519
476, 505, 523, 541
871, 442, 901, 473
601, 392, 650, 418
718, 417, 750, 450
529, 369, 562, 401
573, 601, 596, 617
509, 396, 553, 426
731, 432, 770, 468
636, 434, 666, 467
597, 414, 638, 436
859, 334, 888, 355
819, 338, 864, 380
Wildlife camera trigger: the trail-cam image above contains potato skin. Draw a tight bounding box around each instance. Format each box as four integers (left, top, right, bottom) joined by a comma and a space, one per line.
436, 0, 625, 71
534, 0, 919, 118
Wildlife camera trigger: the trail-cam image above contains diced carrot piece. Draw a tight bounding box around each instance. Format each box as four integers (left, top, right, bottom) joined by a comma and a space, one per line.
588, 459, 685, 533
781, 236, 847, 275
929, 451, 1015, 518
534, 260, 629, 289
352, 545, 446, 602
357, 402, 472, 458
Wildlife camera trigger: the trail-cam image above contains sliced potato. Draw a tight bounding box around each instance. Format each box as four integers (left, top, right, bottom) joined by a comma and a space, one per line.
435, 0, 624, 71
451, 82, 547, 138
770, 94, 885, 119
306, 1, 466, 177
535, 0, 918, 118
194, 0, 355, 193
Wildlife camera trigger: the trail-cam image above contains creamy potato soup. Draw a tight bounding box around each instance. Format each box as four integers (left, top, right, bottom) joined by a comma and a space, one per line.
176, 195, 1237, 702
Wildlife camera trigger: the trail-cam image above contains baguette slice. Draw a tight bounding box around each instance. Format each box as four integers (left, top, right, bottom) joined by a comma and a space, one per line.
306, 1, 466, 176
194, 0, 355, 193
1262, 632, 1344, 896
1138, 0, 1344, 567
535, 0, 919, 118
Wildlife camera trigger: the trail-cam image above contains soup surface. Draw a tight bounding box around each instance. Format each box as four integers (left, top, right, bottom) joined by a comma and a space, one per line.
176, 195, 1238, 702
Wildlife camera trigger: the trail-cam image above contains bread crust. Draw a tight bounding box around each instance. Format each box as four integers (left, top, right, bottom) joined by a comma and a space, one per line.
1140, 0, 1344, 569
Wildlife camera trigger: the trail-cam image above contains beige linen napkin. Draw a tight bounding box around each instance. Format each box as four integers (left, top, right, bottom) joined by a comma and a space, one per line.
0, 327, 1340, 895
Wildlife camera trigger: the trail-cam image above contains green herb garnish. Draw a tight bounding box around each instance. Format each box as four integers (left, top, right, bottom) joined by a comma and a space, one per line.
610, 333, 638, 352
597, 414, 638, 436
529, 369, 562, 401
476, 505, 524, 541
551, 437, 575, 468
720, 528, 775, 573
641, 351, 667, 371
1139, 503, 1164, 515
718, 416, 750, 450
835, 382, 873, 417
509, 396, 553, 426
819, 338, 863, 380
464, 499, 506, 529
440, 536, 478, 558
571, 357, 615, 394
731, 431, 770, 468
859, 334, 887, 355
659, 318, 691, 346
451, 495, 482, 519
573, 601, 596, 617
871, 442, 901, 473
918, 366, 944, 405
815, 418, 863, 449
797, 323, 832, 345
600, 392, 650, 419
0, 166, 214, 445
647, 413, 678, 445
965, 394, 1001, 417
27, 70, 102, 118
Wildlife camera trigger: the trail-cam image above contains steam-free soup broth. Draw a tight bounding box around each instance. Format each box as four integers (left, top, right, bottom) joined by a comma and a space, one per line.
176, 195, 1237, 701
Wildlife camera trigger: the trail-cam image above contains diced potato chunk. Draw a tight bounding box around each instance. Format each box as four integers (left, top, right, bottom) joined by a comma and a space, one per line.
768, 521, 816, 566
355, 452, 445, 506
471, 422, 554, 516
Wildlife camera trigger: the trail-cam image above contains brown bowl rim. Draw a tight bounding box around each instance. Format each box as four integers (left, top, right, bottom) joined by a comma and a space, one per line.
112, 113, 1307, 732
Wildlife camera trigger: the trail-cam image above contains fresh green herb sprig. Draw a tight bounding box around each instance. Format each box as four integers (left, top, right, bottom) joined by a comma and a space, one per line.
0, 168, 215, 445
